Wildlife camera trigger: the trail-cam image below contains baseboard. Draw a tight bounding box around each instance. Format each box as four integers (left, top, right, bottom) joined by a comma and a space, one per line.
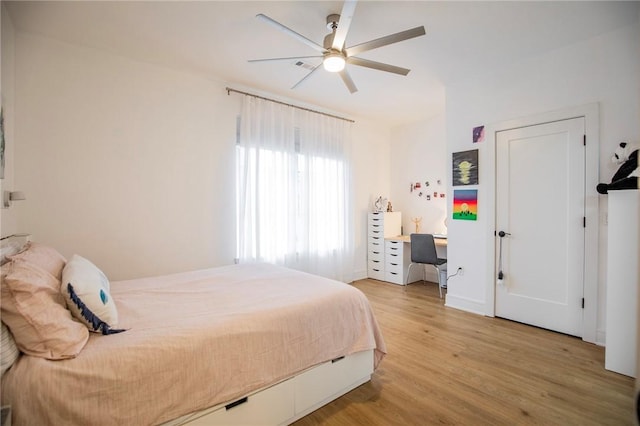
423, 269, 438, 283
352, 269, 367, 282
445, 294, 486, 316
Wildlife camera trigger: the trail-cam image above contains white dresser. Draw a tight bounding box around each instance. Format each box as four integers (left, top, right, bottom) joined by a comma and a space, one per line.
383, 236, 438, 285
367, 212, 401, 281
384, 239, 410, 285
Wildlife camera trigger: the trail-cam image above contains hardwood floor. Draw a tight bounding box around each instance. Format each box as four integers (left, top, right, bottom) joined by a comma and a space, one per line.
294, 279, 635, 425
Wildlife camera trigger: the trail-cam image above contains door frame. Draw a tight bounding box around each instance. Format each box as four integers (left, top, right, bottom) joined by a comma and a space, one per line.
485, 103, 599, 343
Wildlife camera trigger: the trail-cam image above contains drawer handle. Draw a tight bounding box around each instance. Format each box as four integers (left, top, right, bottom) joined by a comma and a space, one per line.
373, 251, 379, 254
331, 356, 345, 363
373, 268, 380, 272
390, 254, 398, 257
226, 396, 248, 410
372, 260, 380, 263
390, 272, 398, 276
390, 263, 398, 266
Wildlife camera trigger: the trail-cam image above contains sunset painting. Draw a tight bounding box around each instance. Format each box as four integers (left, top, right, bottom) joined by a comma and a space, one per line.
453, 189, 478, 221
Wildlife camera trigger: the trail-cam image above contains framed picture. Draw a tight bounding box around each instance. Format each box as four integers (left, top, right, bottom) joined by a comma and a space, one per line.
452, 149, 478, 186
453, 189, 478, 221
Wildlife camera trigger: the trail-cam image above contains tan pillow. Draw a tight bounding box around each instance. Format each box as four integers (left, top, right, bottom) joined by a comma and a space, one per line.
8, 242, 67, 280
1, 322, 20, 376
1, 260, 89, 359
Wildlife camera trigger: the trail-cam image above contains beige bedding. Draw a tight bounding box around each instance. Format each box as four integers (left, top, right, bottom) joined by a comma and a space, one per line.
2, 263, 386, 425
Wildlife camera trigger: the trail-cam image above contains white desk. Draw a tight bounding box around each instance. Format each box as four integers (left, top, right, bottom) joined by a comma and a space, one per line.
383, 235, 447, 285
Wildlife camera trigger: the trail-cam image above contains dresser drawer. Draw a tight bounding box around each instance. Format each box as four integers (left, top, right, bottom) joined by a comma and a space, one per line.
368, 212, 385, 225
368, 258, 384, 270
367, 262, 385, 281
368, 226, 384, 238
368, 249, 384, 262
368, 239, 384, 253
385, 239, 404, 255
385, 258, 403, 274
385, 250, 402, 267
385, 270, 405, 285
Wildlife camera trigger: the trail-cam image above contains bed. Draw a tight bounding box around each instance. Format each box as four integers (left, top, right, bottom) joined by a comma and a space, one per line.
0, 239, 386, 425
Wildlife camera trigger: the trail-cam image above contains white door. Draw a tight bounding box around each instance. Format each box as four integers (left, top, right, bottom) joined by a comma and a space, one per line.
495, 118, 585, 337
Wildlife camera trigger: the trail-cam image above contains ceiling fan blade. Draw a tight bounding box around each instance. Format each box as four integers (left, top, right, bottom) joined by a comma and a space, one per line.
256, 14, 325, 53
291, 64, 322, 90
345, 26, 426, 57
248, 55, 323, 63
339, 69, 358, 94
331, 1, 358, 51
348, 57, 411, 76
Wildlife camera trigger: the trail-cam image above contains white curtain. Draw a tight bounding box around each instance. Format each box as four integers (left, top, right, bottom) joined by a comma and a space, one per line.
236, 95, 354, 282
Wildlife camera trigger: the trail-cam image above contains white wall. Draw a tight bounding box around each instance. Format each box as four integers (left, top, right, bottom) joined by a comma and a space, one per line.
0, 4, 18, 236
390, 113, 447, 236
352, 120, 392, 280
388, 114, 447, 282
444, 22, 640, 343
11, 32, 391, 281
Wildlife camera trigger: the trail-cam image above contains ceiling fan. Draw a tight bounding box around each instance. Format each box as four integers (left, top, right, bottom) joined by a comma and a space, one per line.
249, 0, 426, 94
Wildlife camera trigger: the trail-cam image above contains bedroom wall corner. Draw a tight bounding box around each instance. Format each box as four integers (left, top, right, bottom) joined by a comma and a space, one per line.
0, 3, 18, 237
351, 118, 392, 281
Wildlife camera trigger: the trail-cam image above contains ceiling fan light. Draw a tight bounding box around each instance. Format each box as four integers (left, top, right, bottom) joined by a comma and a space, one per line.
323, 53, 346, 72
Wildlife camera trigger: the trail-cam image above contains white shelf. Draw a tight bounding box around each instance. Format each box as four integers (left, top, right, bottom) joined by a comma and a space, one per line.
605, 190, 639, 378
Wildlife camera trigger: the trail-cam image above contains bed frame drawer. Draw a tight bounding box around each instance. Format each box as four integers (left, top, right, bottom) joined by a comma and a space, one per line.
169, 350, 374, 426
294, 350, 373, 415
187, 379, 294, 426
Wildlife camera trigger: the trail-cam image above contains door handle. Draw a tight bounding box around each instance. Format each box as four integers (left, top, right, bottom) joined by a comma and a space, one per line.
497, 231, 510, 284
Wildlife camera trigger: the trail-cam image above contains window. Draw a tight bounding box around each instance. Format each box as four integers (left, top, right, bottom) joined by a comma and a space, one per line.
235, 96, 353, 282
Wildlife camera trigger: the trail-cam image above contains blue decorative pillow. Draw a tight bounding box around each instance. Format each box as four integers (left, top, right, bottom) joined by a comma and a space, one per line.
61, 255, 124, 335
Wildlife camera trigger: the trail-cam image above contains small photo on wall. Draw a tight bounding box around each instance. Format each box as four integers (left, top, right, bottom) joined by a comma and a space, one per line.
452, 149, 479, 186
453, 189, 478, 221
473, 125, 485, 143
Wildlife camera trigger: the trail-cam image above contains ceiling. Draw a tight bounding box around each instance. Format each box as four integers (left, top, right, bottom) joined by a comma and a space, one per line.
4, 1, 638, 127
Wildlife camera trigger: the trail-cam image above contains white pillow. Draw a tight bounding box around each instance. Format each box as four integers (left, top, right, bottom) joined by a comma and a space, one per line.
61, 255, 123, 335
1, 240, 24, 265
